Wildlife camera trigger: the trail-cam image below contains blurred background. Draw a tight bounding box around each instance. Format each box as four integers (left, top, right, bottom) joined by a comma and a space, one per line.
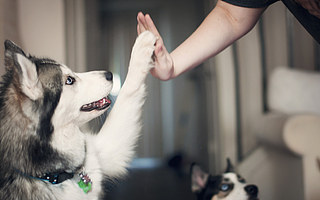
0, 0, 319, 199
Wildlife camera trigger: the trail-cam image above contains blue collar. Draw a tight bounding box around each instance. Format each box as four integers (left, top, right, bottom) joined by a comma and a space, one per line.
36, 171, 75, 184
15, 169, 74, 184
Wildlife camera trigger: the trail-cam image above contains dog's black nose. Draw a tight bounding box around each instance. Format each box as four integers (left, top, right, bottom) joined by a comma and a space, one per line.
105, 71, 113, 81
245, 185, 258, 197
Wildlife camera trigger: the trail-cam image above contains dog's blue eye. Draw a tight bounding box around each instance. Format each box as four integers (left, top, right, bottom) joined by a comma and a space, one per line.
220, 184, 230, 191
66, 76, 75, 85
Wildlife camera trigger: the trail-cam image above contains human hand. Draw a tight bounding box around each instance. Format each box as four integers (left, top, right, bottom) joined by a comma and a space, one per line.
295, 0, 320, 18
137, 12, 174, 80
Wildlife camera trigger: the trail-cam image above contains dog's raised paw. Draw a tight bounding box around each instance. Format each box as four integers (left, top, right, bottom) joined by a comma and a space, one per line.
129, 31, 157, 73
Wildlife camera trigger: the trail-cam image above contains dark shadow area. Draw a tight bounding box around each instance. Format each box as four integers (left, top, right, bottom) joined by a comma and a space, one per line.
104, 157, 196, 200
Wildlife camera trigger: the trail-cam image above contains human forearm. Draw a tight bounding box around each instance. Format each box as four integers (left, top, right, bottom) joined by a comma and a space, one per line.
170, 1, 265, 78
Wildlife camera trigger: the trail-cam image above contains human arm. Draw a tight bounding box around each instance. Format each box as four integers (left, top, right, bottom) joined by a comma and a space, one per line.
294, 0, 320, 18
137, 0, 266, 80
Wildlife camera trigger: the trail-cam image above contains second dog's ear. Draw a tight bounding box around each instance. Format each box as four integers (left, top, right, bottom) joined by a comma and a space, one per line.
225, 158, 235, 173
191, 163, 209, 193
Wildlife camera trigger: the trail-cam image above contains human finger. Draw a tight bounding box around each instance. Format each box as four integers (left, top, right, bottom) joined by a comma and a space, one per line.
295, 0, 320, 18
137, 24, 141, 35
137, 12, 147, 33
308, 0, 320, 18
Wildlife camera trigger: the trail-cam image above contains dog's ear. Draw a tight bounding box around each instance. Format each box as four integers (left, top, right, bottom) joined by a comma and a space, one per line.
191, 163, 209, 193
15, 54, 43, 100
225, 158, 235, 173
4, 40, 25, 71
4, 40, 42, 100
4, 40, 27, 57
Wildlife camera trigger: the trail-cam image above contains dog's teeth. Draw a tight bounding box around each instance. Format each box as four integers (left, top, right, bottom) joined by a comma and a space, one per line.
98, 98, 106, 106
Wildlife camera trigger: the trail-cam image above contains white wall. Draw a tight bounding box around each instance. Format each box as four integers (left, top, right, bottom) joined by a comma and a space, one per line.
17, 0, 66, 64
0, 0, 21, 76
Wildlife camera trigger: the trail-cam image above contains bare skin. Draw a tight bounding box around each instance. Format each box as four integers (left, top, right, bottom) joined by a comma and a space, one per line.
137, 0, 320, 81
137, 0, 265, 80
295, 0, 320, 18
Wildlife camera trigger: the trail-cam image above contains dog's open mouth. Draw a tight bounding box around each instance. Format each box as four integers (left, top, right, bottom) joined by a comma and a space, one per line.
80, 97, 111, 112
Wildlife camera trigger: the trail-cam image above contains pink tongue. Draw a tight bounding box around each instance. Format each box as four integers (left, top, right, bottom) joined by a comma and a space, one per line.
96, 98, 105, 108
98, 97, 111, 106
99, 98, 106, 105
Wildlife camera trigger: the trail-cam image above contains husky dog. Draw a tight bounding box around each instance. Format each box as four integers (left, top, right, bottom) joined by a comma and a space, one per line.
0, 31, 156, 200
191, 159, 259, 200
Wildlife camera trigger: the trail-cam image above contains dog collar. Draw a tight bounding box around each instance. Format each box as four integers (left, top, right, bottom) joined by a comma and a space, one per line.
38, 171, 93, 193
37, 171, 75, 184
15, 169, 92, 193
14, 169, 74, 184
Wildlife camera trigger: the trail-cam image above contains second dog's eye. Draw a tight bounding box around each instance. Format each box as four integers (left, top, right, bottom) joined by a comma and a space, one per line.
220, 184, 230, 191
66, 76, 75, 85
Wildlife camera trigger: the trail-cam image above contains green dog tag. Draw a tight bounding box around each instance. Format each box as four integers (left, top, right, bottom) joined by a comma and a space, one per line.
78, 172, 92, 193
78, 179, 92, 193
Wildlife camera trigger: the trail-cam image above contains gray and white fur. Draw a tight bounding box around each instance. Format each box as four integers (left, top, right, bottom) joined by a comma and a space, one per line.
0, 31, 156, 200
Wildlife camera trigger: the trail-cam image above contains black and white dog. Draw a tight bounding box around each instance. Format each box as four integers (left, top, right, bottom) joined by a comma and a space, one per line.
191, 159, 259, 200
0, 31, 156, 199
